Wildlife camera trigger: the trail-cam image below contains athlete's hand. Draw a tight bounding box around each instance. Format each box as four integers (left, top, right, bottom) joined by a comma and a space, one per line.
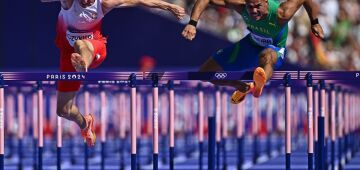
168, 4, 185, 20
311, 24, 325, 40
182, 24, 197, 41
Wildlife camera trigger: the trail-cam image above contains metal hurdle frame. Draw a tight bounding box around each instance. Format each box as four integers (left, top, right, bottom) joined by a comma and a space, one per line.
0, 71, 359, 170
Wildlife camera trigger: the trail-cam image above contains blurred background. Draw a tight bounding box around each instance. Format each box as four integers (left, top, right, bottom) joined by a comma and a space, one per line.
0, 0, 359, 71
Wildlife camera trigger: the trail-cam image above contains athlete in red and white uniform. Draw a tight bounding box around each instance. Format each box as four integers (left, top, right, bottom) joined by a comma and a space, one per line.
42, 0, 185, 146
56, 0, 107, 92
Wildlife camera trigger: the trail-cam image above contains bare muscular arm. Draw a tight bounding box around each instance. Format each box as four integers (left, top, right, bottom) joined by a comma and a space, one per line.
181, 0, 211, 41
277, 0, 324, 39
190, 0, 244, 21
182, 0, 244, 41
40, 0, 72, 10
303, 0, 318, 21
303, 0, 324, 39
102, 0, 185, 19
277, 0, 306, 25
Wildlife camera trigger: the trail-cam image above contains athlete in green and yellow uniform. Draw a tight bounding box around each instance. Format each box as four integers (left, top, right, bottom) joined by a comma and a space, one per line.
182, 0, 324, 103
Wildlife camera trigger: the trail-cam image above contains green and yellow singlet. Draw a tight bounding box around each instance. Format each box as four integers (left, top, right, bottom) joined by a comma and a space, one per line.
240, 0, 288, 47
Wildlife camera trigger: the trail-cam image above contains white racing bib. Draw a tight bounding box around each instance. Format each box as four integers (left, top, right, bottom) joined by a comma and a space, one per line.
250, 32, 273, 47
66, 30, 94, 47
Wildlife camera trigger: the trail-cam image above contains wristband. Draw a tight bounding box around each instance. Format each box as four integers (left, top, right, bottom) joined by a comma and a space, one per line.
311, 18, 319, 25
188, 19, 198, 27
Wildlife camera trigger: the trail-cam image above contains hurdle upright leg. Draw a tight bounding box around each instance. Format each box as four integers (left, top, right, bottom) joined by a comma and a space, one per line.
129, 73, 137, 170
197, 83, 204, 170
306, 73, 314, 170
167, 81, 176, 170
284, 73, 292, 170
0, 75, 4, 170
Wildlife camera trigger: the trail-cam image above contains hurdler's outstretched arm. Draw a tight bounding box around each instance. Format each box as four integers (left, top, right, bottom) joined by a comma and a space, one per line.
303, 0, 324, 39
277, 0, 324, 39
182, 0, 244, 41
277, 0, 307, 24
102, 0, 185, 19
181, 0, 211, 41
40, 0, 61, 2
191, 0, 245, 16
303, 0, 318, 22
40, 0, 72, 9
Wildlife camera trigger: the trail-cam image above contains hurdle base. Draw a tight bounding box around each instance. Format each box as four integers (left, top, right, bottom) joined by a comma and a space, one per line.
101, 142, 106, 170
208, 116, 216, 170
137, 138, 142, 170
253, 135, 259, 164
286, 153, 291, 170
266, 134, 272, 158
170, 147, 175, 170
317, 117, 325, 170
84, 144, 88, 170
18, 139, 23, 170
216, 142, 221, 170
0, 154, 3, 170
198, 142, 203, 170
222, 138, 227, 170
308, 153, 313, 170
57, 147, 61, 170
153, 153, 158, 170
237, 137, 244, 170
131, 154, 137, 170
331, 141, 335, 170
38, 147, 43, 170
237, 164, 242, 170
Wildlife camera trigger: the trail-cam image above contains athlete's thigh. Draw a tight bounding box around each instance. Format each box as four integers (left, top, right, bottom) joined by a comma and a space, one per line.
85, 39, 107, 68
263, 45, 286, 69
199, 57, 224, 72
212, 34, 264, 71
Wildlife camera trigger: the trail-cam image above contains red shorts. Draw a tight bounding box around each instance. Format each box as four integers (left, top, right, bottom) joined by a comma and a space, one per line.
57, 37, 107, 92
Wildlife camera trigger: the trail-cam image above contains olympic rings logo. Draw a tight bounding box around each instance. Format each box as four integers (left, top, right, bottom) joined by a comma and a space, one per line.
214, 73, 227, 79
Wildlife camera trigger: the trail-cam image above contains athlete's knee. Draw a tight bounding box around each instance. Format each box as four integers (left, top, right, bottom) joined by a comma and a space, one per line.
74, 40, 85, 47
198, 57, 221, 83
259, 49, 277, 66
199, 57, 222, 71
56, 103, 72, 118
73, 40, 88, 51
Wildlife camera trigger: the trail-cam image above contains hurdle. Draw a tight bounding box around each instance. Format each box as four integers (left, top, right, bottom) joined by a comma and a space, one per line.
266, 92, 274, 158
197, 83, 204, 170
152, 73, 159, 170
118, 89, 126, 170
137, 90, 143, 169
129, 73, 137, 170
0, 71, 359, 170
306, 73, 314, 170
168, 80, 175, 170
83, 85, 90, 170
338, 86, 344, 170
32, 86, 38, 170
330, 84, 335, 170
237, 96, 245, 170
221, 89, 229, 170
0, 75, 4, 170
